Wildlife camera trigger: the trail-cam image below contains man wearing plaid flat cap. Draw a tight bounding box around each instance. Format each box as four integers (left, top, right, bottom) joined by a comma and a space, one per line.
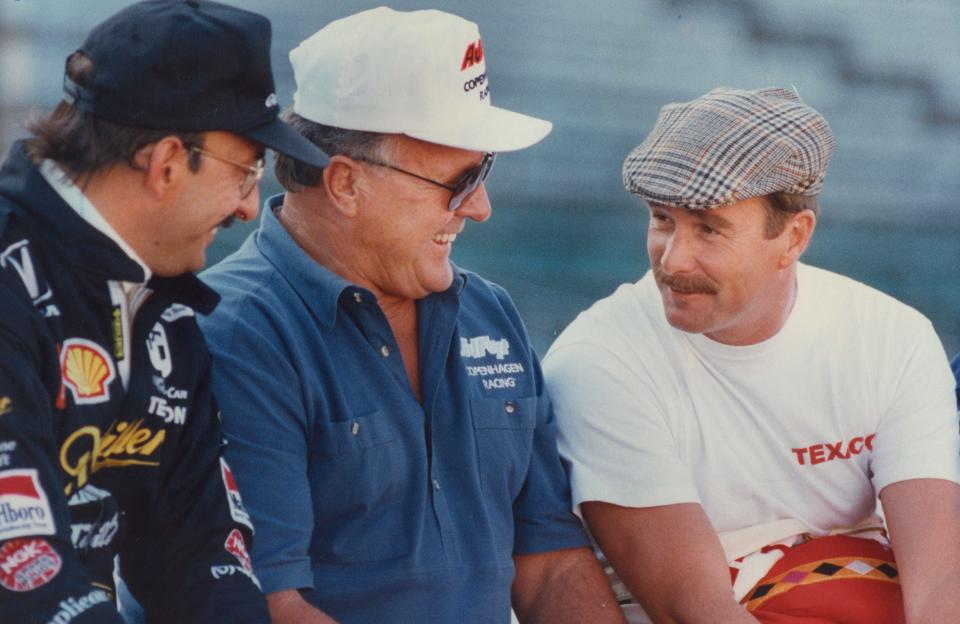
198, 7, 622, 624
544, 87, 960, 623
0, 1, 330, 622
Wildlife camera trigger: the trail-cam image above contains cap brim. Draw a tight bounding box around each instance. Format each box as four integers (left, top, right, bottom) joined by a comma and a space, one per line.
404, 105, 552, 153
243, 117, 330, 168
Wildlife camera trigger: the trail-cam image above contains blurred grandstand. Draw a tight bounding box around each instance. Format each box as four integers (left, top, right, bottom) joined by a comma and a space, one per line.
2, 0, 958, 355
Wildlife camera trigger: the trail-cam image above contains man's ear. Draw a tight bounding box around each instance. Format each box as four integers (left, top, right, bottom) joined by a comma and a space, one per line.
779, 209, 817, 269
321, 155, 366, 218
137, 136, 191, 200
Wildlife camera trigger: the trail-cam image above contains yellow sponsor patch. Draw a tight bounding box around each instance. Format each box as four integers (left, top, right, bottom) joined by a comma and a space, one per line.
60, 419, 165, 494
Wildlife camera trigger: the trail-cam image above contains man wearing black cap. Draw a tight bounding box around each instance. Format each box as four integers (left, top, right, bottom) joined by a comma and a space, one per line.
545, 87, 960, 623
0, 1, 327, 622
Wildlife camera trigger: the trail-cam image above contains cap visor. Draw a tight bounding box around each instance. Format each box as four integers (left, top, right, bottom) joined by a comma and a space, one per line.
243, 117, 330, 168
405, 105, 552, 153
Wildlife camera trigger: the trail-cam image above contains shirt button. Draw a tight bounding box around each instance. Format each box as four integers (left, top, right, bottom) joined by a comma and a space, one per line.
353, 292, 363, 303
433, 479, 441, 491
351, 422, 360, 435
380, 345, 391, 357
504, 401, 515, 414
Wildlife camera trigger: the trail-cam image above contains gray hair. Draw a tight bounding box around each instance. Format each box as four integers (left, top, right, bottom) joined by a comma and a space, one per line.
274, 109, 393, 192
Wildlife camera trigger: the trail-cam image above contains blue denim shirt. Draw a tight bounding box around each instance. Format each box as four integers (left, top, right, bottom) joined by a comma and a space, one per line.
198, 196, 587, 623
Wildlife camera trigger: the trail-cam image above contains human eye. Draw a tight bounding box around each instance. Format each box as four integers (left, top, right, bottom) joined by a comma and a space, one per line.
698, 223, 718, 236
649, 210, 672, 228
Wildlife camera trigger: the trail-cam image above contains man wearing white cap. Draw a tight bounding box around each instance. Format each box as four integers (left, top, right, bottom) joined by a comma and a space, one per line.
198, 8, 623, 624
544, 87, 960, 623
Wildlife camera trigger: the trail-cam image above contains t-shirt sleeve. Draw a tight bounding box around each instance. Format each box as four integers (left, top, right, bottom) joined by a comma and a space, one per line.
201, 306, 316, 596
871, 317, 960, 493
511, 355, 590, 555
950, 352, 960, 407
544, 340, 700, 513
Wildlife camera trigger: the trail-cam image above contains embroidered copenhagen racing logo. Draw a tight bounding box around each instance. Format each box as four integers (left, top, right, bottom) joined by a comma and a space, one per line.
60, 339, 117, 405
146, 323, 173, 378
0, 240, 60, 318
0, 469, 56, 541
461, 336, 526, 390
791, 434, 875, 465
460, 335, 510, 360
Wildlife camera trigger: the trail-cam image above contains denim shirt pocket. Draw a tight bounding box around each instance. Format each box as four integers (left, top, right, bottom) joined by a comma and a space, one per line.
308, 410, 410, 563
470, 396, 537, 556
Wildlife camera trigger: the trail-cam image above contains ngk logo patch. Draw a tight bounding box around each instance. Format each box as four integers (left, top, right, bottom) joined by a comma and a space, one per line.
0, 538, 62, 592
60, 338, 116, 405
0, 469, 55, 541
220, 458, 252, 531
225, 529, 252, 573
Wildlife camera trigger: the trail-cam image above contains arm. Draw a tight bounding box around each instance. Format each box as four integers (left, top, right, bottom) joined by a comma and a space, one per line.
881, 478, 960, 624
512, 547, 625, 624
583, 501, 758, 624
199, 303, 336, 614
267, 589, 338, 624
0, 310, 123, 622
120, 319, 269, 623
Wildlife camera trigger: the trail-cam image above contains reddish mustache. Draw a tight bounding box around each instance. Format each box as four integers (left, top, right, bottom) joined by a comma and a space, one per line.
653, 265, 718, 295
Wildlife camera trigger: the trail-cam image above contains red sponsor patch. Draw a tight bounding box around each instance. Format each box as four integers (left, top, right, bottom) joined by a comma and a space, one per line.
0, 469, 56, 540
0, 538, 62, 592
460, 38, 484, 71
220, 458, 252, 530
224, 529, 252, 573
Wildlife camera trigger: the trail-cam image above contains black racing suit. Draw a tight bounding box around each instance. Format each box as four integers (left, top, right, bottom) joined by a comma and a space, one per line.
0, 142, 269, 623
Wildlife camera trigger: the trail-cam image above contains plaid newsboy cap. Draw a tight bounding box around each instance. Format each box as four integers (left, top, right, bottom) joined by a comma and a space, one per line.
622, 87, 836, 209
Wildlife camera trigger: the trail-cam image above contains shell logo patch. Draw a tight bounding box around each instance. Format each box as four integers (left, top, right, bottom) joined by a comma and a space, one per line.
60, 339, 116, 405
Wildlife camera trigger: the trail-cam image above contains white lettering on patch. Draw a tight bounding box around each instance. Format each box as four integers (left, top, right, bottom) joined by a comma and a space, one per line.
47, 588, 111, 623
146, 323, 173, 378
460, 336, 510, 360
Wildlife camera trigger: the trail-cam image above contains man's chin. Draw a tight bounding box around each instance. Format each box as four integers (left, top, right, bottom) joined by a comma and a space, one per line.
661, 303, 709, 335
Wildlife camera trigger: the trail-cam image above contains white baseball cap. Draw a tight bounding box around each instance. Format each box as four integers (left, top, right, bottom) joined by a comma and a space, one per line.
289, 7, 552, 152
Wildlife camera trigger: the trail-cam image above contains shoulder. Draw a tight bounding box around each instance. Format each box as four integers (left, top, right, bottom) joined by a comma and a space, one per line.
200, 239, 293, 349
799, 263, 932, 332
546, 272, 670, 366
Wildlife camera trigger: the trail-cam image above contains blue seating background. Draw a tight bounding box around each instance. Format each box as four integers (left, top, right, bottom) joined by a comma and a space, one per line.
2, 0, 957, 356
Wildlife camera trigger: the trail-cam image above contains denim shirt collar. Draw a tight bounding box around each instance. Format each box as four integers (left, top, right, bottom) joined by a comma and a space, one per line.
255, 194, 466, 328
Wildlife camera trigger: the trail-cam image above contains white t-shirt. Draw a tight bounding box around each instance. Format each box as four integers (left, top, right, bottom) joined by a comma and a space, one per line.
544, 264, 960, 541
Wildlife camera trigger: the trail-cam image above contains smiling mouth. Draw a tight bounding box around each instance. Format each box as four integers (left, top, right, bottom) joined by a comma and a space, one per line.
433, 233, 457, 244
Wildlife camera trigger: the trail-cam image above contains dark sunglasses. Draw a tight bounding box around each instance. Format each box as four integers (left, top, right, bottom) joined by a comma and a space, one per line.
360, 152, 496, 212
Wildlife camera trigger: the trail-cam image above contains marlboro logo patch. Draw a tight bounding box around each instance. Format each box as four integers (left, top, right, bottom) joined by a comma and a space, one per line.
0, 469, 55, 541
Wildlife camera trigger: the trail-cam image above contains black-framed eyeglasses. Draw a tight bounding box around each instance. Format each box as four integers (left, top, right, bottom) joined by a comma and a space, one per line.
190, 146, 265, 199
360, 152, 496, 212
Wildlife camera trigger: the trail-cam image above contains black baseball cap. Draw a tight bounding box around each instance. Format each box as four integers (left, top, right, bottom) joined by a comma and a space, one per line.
63, 0, 329, 167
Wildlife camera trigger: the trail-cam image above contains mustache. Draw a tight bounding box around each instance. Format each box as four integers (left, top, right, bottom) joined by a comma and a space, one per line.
653, 264, 718, 295
218, 214, 237, 229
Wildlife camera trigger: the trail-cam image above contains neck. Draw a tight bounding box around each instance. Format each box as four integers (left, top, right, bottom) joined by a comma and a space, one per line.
705, 263, 799, 346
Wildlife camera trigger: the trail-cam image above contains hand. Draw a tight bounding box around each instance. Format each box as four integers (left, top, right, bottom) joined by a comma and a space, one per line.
267, 589, 338, 624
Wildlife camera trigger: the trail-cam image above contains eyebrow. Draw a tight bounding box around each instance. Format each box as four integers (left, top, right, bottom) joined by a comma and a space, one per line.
648, 204, 735, 230
694, 210, 734, 230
